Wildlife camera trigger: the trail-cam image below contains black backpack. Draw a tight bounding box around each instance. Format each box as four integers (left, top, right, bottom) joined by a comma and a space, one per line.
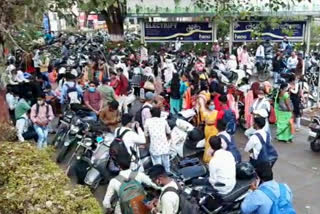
65, 83, 81, 104
35, 104, 49, 119
161, 182, 200, 214
109, 129, 131, 164
134, 105, 151, 128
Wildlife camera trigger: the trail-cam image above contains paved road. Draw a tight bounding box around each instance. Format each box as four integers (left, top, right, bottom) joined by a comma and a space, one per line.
237, 126, 320, 214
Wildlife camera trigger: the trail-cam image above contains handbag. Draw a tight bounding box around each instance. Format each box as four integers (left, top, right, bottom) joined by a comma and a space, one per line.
143, 80, 155, 91
269, 106, 277, 124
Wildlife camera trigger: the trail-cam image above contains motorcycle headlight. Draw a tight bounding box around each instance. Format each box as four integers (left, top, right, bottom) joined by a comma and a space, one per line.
84, 138, 92, 147
70, 125, 80, 134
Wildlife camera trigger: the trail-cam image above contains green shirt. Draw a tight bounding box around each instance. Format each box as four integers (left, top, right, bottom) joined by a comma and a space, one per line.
15, 99, 31, 119
97, 85, 116, 107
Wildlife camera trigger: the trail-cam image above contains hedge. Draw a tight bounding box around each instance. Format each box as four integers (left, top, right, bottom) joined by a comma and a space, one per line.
0, 142, 102, 214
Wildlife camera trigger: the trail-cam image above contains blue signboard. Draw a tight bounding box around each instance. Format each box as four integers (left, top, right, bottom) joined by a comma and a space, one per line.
43, 14, 50, 33
145, 22, 212, 42
233, 21, 306, 42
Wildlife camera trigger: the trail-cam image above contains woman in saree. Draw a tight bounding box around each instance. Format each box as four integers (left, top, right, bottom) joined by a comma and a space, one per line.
202, 99, 219, 164
275, 83, 294, 142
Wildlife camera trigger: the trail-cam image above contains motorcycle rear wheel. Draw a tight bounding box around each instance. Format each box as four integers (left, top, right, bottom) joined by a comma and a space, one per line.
310, 139, 320, 152
258, 69, 270, 82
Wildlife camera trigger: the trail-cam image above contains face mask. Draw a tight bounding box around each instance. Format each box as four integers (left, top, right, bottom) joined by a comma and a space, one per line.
96, 136, 104, 143
89, 87, 96, 93
257, 94, 265, 99
37, 100, 45, 105
208, 105, 215, 111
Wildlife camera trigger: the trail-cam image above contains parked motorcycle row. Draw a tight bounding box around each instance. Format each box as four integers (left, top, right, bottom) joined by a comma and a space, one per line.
51, 104, 256, 214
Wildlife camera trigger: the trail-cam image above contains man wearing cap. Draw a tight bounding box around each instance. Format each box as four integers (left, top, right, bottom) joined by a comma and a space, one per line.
241, 163, 293, 214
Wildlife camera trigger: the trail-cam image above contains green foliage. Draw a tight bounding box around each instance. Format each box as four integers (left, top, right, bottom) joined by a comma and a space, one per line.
0, 124, 17, 141
0, 142, 102, 214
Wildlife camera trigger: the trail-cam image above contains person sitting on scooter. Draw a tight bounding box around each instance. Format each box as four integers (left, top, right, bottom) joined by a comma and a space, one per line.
102, 157, 159, 213
241, 162, 294, 214
208, 136, 236, 195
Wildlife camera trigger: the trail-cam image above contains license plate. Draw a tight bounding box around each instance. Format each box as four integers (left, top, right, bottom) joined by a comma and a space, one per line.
309, 130, 317, 138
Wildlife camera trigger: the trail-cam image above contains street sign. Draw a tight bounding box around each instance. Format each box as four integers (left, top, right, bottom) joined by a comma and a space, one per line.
233, 21, 306, 42
145, 22, 212, 42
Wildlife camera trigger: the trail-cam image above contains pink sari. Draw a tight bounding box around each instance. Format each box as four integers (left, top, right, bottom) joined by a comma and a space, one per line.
245, 90, 254, 128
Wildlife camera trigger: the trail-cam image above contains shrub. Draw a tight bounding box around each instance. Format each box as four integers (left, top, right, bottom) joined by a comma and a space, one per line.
0, 142, 102, 214
0, 123, 18, 141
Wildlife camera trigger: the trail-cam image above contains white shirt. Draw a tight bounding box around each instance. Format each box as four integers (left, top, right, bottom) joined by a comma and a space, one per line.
6, 93, 18, 110
218, 131, 231, 150
251, 98, 270, 132
287, 56, 298, 70
144, 117, 171, 156
15, 70, 28, 83
209, 149, 236, 195
245, 129, 267, 160
115, 62, 129, 79
102, 169, 158, 208
256, 45, 265, 58
159, 180, 180, 214
114, 127, 146, 156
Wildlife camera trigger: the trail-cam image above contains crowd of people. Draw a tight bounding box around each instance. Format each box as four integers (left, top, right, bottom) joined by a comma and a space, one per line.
0, 37, 301, 214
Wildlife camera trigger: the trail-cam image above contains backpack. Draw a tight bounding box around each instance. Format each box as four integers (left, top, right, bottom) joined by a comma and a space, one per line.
109, 129, 131, 163
66, 83, 81, 104
134, 105, 151, 128
219, 134, 242, 163
223, 109, 237, 135
116, 171, 148, 214
161, 182, 200, 214
260, 183, 296, 214
253, 132, 278, 166
35, 104, 49, 119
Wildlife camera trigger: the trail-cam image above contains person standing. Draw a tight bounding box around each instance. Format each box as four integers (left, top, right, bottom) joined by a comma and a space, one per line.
287, 51, 298, 71
30, 95, 54, 149
272, 51, 286, 84
241, 163, 294, 214
212, 40, 221, 60
289, 76, 302, 131
238, 45, 250, 71
97, 78, 116, 108
217, 119, 242, 163
83, 81, 103, 121
245, 117, 278, 169
141, 92, 154, 127
167, 73, 183, 114
275, 83, 293, 142
202, 100, 219, 164
144, 107, 171, 173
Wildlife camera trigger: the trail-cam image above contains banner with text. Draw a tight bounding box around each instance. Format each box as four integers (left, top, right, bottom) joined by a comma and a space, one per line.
145, 22, 212, 42
233, 21, 306, 42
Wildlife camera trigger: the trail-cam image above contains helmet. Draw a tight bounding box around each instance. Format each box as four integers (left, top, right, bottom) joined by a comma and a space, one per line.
236, 162, 256, 180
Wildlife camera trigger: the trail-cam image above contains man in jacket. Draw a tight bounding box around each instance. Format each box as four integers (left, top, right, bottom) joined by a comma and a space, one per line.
30, 95, 54, 149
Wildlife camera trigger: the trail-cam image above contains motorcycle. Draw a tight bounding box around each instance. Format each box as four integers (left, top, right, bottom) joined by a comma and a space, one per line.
308, 116, 320, 152
256, 57, 272, 82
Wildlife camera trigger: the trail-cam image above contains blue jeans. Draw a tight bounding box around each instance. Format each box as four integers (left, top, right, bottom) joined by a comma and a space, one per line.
273, 72, 280, 84
151, 154, 170, 173
34, 125, 49, 149
85, 112, 97, 121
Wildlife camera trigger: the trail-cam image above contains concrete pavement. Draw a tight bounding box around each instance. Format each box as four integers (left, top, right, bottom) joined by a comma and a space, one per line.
236, 126, 320, 214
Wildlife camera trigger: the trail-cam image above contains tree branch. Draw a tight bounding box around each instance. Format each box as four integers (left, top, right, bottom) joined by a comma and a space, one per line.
0, 25, 27, 53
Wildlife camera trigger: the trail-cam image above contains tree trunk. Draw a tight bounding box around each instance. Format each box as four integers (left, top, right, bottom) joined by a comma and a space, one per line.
102, 5, 124, 41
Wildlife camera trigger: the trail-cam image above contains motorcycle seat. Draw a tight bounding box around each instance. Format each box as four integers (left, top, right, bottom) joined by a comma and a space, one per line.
183, 144, 204, 158
139, 147, 150, 159
220, 179, 254, 202
222, 71, 233, 79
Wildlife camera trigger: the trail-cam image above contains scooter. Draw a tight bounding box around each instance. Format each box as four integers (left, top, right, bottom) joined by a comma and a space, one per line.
308, 116, 320, 152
